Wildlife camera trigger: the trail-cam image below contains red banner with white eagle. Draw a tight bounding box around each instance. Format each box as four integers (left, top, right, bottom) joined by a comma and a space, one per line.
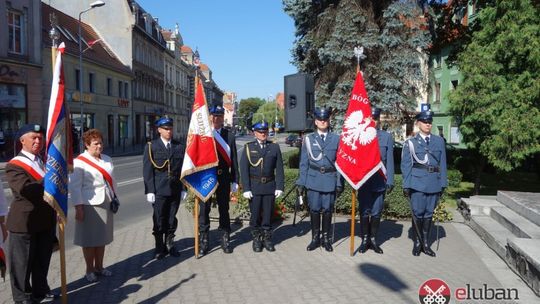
335, 71, 383, 190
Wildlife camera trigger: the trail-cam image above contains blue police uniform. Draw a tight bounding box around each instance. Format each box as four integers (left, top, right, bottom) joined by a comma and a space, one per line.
143, 117, 185, 259
401, 109, 447, 257
198, 105, 239, 255
240, 121, 284, 252
296, 107, 343, 252
356, 108, 394, 254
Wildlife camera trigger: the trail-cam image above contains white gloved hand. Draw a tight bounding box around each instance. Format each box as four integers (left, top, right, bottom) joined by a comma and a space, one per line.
242, 191, 253, 199
181, 191, 188, 201
231, 183, 238, 193
275, 190, 283, 198
146, 193, 155, 203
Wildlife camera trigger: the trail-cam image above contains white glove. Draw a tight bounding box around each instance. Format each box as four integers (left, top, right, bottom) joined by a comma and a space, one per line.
231, 183, 238, 193
275, 190, 283, 198
242, 191, 253, 199
181, 191, 188, 201
146, 193, 155, 203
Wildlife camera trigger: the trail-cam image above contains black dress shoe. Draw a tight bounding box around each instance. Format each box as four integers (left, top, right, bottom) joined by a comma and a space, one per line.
155, 252, 167, 260
168, 247, 181, 257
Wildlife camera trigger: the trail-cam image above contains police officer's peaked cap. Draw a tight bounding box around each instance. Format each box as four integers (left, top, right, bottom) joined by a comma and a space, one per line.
313, 107, 331, 120
415, 110, 434, 122
252, 121, 269, 131
17, 124, 44, 140
155, 116, 173, 128
371, 107, 382, 119
209, 105, 225, 115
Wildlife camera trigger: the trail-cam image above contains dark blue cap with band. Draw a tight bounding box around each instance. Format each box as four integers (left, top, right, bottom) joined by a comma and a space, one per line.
416, 103, 433, 122
17, 124, 44, 140
209, 105, 225, 115
372, 107, 382, 119
313, 107, 331, 120
252, 121, 269, 131
155, 117, 173, 128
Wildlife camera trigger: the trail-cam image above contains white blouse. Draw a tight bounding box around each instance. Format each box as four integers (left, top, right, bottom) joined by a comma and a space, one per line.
69, 151, 116, 206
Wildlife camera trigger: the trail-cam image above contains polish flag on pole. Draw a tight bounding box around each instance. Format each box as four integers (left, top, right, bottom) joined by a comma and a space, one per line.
335, 71, 384, 190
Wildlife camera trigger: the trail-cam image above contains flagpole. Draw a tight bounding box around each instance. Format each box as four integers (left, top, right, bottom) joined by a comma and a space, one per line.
194, 196, 199, 258
350, 191, 356, 256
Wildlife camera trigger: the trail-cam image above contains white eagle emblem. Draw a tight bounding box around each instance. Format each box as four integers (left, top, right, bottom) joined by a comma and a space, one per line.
341, 110, 377, 150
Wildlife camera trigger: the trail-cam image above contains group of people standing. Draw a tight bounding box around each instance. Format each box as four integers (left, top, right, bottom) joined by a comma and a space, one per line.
2, 104, 447, 303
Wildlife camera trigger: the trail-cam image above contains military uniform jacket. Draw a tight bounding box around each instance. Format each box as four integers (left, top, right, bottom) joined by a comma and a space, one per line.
401, 133, 448, 193
240, 140, 284, 195
361, 129, 395, 192
296, 132, 342, 193
5, 153, 56, 233
216, 128, 239, 184
143, 138, 184, 197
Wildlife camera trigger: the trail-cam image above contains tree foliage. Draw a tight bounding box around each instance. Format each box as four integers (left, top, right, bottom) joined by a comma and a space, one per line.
448, 0, 540, 171
254, 102, 285, 127
237, 97, 265, 129
283, 0, 431, 126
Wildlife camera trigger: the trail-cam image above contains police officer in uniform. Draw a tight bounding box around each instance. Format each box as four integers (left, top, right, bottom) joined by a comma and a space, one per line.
357, 108, 394, 254
296, 107, 343, 252
143, 117, 186, 260
6, 124, 59, 303
198, 105, 239, 255
240, 121, 284, 252
401, 108, 447, 257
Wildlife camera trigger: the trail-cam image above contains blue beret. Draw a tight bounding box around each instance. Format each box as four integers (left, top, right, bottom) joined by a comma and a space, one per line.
416, 110, 433, 122
252, 121, 269, 131
314, 107, 331, 120
155, 117, 173, 127
17, 124, 44, 140
371, 107, 382, 118
209, 105, 225, 115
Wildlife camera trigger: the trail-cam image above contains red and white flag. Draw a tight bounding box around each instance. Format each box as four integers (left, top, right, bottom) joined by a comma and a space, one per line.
335, 71, 383, 190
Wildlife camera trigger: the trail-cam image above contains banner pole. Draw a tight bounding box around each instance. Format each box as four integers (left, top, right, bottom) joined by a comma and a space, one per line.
350, 191, 356, 256
58, 220, 67, 304
194, 196, 199, 258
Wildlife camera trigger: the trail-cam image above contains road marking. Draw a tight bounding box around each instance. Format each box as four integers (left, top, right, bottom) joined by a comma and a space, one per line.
118, 177, 143, 186
115, 161, 143, 168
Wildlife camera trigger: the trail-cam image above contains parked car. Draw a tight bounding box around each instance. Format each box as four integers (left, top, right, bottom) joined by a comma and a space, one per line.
293, 135, 303, 148
285, 134, 299, 146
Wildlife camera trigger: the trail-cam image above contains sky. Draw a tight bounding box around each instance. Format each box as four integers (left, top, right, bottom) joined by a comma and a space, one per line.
137, 0, 299, 101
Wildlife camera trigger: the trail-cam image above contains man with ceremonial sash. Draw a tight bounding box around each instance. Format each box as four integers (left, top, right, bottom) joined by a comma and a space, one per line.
401, 107, 447, 257
6, 124, 58, 303
356, 107, 394, 254
143, 117, 186, 260
296, 107, 343, 252
198, 105, 239, 255
240, 121, 284, 252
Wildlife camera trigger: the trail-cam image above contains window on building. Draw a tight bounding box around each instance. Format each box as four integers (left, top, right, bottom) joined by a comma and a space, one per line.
118, 81, 123, 98
107, 78, 112, 96
124, 82, 129, 99
7, 9, 25, 54
435, 82, 441, 104
451, 80, 459, 90
75, 69, 81, 90
88, 73, 95, 93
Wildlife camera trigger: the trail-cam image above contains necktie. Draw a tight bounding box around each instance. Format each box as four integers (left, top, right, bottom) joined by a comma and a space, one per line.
260, 142, 265, 150
321, 134, 325, 142
425, 137, 430, 145
37, 157, 45, 170
166, 142, 171, 154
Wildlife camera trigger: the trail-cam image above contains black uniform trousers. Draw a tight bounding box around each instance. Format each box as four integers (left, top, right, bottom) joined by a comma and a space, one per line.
152, 195, 181, 236
249, 194, 275, 231
9, 229, 54, 301
199, 181, 231, 232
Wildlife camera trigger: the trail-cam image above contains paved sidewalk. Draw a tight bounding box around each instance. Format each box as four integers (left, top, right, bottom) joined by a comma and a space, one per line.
1, 206, 537, 303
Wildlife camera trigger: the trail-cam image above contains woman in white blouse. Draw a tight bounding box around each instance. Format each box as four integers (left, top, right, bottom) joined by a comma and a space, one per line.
69, 129, 116, 283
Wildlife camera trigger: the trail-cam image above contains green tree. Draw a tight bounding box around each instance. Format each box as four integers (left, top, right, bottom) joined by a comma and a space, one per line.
237, 97, 265, 129
283, 0, 430, 126
448, 0, 540, 192
254, 102, 285, 128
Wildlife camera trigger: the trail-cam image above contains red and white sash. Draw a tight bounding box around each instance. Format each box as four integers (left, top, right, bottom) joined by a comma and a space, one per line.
8, 156, 45, 181
76, 155, 116, 194
213, 130, 231, 167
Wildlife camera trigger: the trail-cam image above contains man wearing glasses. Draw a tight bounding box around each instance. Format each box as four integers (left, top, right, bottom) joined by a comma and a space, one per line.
240, 121, 284, 252
401, 107, 448, 257
296, 107, 343, 252
143, 117, 186, 260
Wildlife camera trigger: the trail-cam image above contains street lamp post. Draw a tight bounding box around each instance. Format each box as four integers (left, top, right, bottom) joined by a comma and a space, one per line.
78, 1, 105, 152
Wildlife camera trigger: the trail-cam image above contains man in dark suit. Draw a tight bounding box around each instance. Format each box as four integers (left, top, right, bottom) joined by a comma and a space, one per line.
402, 108, 448, 257
296, 107, 343, 252
198, 105, 239, 255
240, 121, 284, 252
6, 124, 58, 303
357, 108, 394, 254
143, 117, 186, 260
